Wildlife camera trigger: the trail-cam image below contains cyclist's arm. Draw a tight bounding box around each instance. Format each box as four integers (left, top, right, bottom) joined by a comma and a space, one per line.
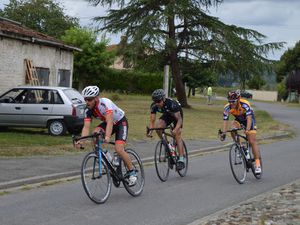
222, 120, 229, 133
75, 119, 91, 148
104, 112, 113, 141
81, 119, 91, 137
149, 113, 156, 128
245, 115, 252, 132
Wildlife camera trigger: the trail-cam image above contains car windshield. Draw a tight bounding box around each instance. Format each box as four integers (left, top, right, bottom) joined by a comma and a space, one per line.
63, 89, 85, 104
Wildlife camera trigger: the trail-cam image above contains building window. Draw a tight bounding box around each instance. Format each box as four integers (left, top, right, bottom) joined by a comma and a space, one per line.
36, 67, 50, 86
58, 69, 71, 87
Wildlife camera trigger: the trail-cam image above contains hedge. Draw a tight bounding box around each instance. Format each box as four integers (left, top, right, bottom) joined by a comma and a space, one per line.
98, 69, 164, 94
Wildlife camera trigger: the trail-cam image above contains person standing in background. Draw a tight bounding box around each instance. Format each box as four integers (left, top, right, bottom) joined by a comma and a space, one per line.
207, 86, 213, 104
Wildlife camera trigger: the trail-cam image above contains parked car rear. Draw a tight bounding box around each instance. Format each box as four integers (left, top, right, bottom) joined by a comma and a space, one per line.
241, 90, 253, 99
0, 86, 86, 135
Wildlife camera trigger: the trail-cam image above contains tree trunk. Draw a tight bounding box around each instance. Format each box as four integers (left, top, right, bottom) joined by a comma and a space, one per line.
167, 10, 189, 107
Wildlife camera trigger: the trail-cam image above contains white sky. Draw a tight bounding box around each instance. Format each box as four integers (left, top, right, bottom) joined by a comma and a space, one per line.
1, 0, 300, 60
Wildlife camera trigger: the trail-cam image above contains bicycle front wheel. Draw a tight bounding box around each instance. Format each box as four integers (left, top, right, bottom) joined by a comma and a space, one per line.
154, 140, 170, 182
229, 144, 247, 184
121, 148, 145, 197
81, 152, 112, 204
177, 140, 188, 177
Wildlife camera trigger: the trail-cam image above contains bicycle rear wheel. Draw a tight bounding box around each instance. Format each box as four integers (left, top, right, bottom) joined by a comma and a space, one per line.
81, 152, 112, 204
121, 148, 145, 197
229, 144, 247, 184
177, 140, 188, 177
154, 140, 170, 182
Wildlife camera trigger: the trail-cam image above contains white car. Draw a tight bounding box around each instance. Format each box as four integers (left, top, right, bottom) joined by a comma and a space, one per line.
0, 86, 86, 136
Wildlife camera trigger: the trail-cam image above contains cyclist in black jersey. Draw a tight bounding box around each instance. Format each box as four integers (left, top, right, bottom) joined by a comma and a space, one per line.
147, 89, 185, 170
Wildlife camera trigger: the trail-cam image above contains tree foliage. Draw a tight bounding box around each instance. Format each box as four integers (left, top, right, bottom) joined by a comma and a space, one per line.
86, 0, 284, 106
61, 27, 114, 89
276, 40, 300, 82
0, 0, 79, 39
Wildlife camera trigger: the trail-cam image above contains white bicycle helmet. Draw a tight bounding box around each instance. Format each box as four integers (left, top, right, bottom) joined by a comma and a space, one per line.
82, 86, 99, 98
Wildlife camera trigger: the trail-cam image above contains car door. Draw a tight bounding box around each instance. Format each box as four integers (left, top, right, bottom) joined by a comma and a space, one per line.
22, 89, 53, 126
0, 88, 24, 125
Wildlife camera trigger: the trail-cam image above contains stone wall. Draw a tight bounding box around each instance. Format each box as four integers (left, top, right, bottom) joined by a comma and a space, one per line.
0, 38, 73, 94
250, 90, 278, 101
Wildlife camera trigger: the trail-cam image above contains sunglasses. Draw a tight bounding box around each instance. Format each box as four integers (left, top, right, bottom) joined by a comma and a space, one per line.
154, 99, 163, 103
228, 100, 238, 103
84, 98, 94, 102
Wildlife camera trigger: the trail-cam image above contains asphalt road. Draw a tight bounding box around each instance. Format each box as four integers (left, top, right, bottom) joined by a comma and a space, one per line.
0, 101, 299, 225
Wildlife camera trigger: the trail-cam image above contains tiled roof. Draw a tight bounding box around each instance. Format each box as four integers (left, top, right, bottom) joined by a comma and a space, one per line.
0, 17, 80, 51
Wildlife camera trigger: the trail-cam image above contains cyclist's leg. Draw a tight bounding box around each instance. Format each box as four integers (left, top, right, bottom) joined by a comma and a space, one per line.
171, 120, 185, 170
113, 117, 133, 169
172, 120, 184, 157
156, 115, 168, 138
230, 120, 241, 141
245, 118, 261, 171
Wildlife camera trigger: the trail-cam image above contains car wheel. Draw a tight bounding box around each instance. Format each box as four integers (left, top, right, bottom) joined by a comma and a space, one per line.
48, 120, 66, 136
0, 126, 8, 132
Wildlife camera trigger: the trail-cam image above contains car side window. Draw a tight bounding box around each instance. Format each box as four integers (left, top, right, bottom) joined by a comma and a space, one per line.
39, 90, 51, 104
52, 91, 64, 104
23, 90, 37, 104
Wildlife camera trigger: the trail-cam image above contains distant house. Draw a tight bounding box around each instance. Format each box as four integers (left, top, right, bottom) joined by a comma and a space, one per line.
106, 36, 133, 70
0, 17, 81, 93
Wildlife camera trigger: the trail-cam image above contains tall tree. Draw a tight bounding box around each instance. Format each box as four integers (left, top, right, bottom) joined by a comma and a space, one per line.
86, 0, 283, 107
276, 40, 300, 82
61, 27, 114, 89
0, 0, 79, 39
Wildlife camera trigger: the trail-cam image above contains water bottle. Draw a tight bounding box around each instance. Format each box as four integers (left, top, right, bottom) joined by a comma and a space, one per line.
112, 152, 120, 167
168, 142, 175, 155
242, 145, 250, 160
104, 150, 112, 162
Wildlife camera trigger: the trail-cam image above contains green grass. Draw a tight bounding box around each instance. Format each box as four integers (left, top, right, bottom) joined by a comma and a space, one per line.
0, 93, 292, 157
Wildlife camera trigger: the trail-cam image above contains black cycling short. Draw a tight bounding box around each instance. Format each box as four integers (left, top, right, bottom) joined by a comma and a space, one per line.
97, 116, 128, 144
159, 114, 183, 128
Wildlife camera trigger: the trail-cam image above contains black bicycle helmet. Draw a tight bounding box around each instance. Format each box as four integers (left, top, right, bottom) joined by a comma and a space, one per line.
152, 89, 165, 102
227, 89, 241, 101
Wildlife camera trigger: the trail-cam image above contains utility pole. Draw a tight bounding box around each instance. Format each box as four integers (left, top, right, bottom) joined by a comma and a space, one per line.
164, 65, 169, 97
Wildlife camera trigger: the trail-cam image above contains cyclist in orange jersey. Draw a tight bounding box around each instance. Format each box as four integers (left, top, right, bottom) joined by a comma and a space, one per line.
220, 90, 261, 174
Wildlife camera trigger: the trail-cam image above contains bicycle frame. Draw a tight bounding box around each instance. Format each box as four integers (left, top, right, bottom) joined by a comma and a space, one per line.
147, 126, 178, 163
220, 128, 248, 149
73, 132, 123, 182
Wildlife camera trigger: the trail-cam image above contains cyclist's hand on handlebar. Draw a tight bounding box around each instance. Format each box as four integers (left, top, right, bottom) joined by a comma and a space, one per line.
146, 131, 153, 138
104, 136, 111, 143
146, 126, 153, 138
75, 140, 84, 149
220, 132, 226, 141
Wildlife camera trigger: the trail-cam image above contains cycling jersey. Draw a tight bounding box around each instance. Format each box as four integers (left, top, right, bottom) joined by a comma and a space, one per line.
84, 97, 125, 124
150, 98, 183, 126
223, 98, 256, 130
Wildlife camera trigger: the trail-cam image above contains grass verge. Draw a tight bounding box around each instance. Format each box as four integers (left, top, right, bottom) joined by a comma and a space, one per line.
0, 93, 292, 157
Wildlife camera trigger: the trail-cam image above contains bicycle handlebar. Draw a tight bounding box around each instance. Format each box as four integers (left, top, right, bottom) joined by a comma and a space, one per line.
218, 128, 244, 134
147, 126, 172, 132
72, 132, 115, 147
146, 126, 174, 138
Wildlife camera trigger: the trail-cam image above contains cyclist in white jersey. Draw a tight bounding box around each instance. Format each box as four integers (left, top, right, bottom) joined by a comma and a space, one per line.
75, 86, 137, 186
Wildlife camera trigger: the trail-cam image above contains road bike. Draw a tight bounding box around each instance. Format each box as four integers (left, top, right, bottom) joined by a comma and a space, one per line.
73, 132, 145, 204
219, 128, 263, 184
147, 126, 188, 182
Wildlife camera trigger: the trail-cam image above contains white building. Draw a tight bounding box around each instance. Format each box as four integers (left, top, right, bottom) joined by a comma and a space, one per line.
0, 17, 81, 93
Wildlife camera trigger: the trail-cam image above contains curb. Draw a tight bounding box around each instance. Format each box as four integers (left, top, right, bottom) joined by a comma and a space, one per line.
0, 133, 290, 191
